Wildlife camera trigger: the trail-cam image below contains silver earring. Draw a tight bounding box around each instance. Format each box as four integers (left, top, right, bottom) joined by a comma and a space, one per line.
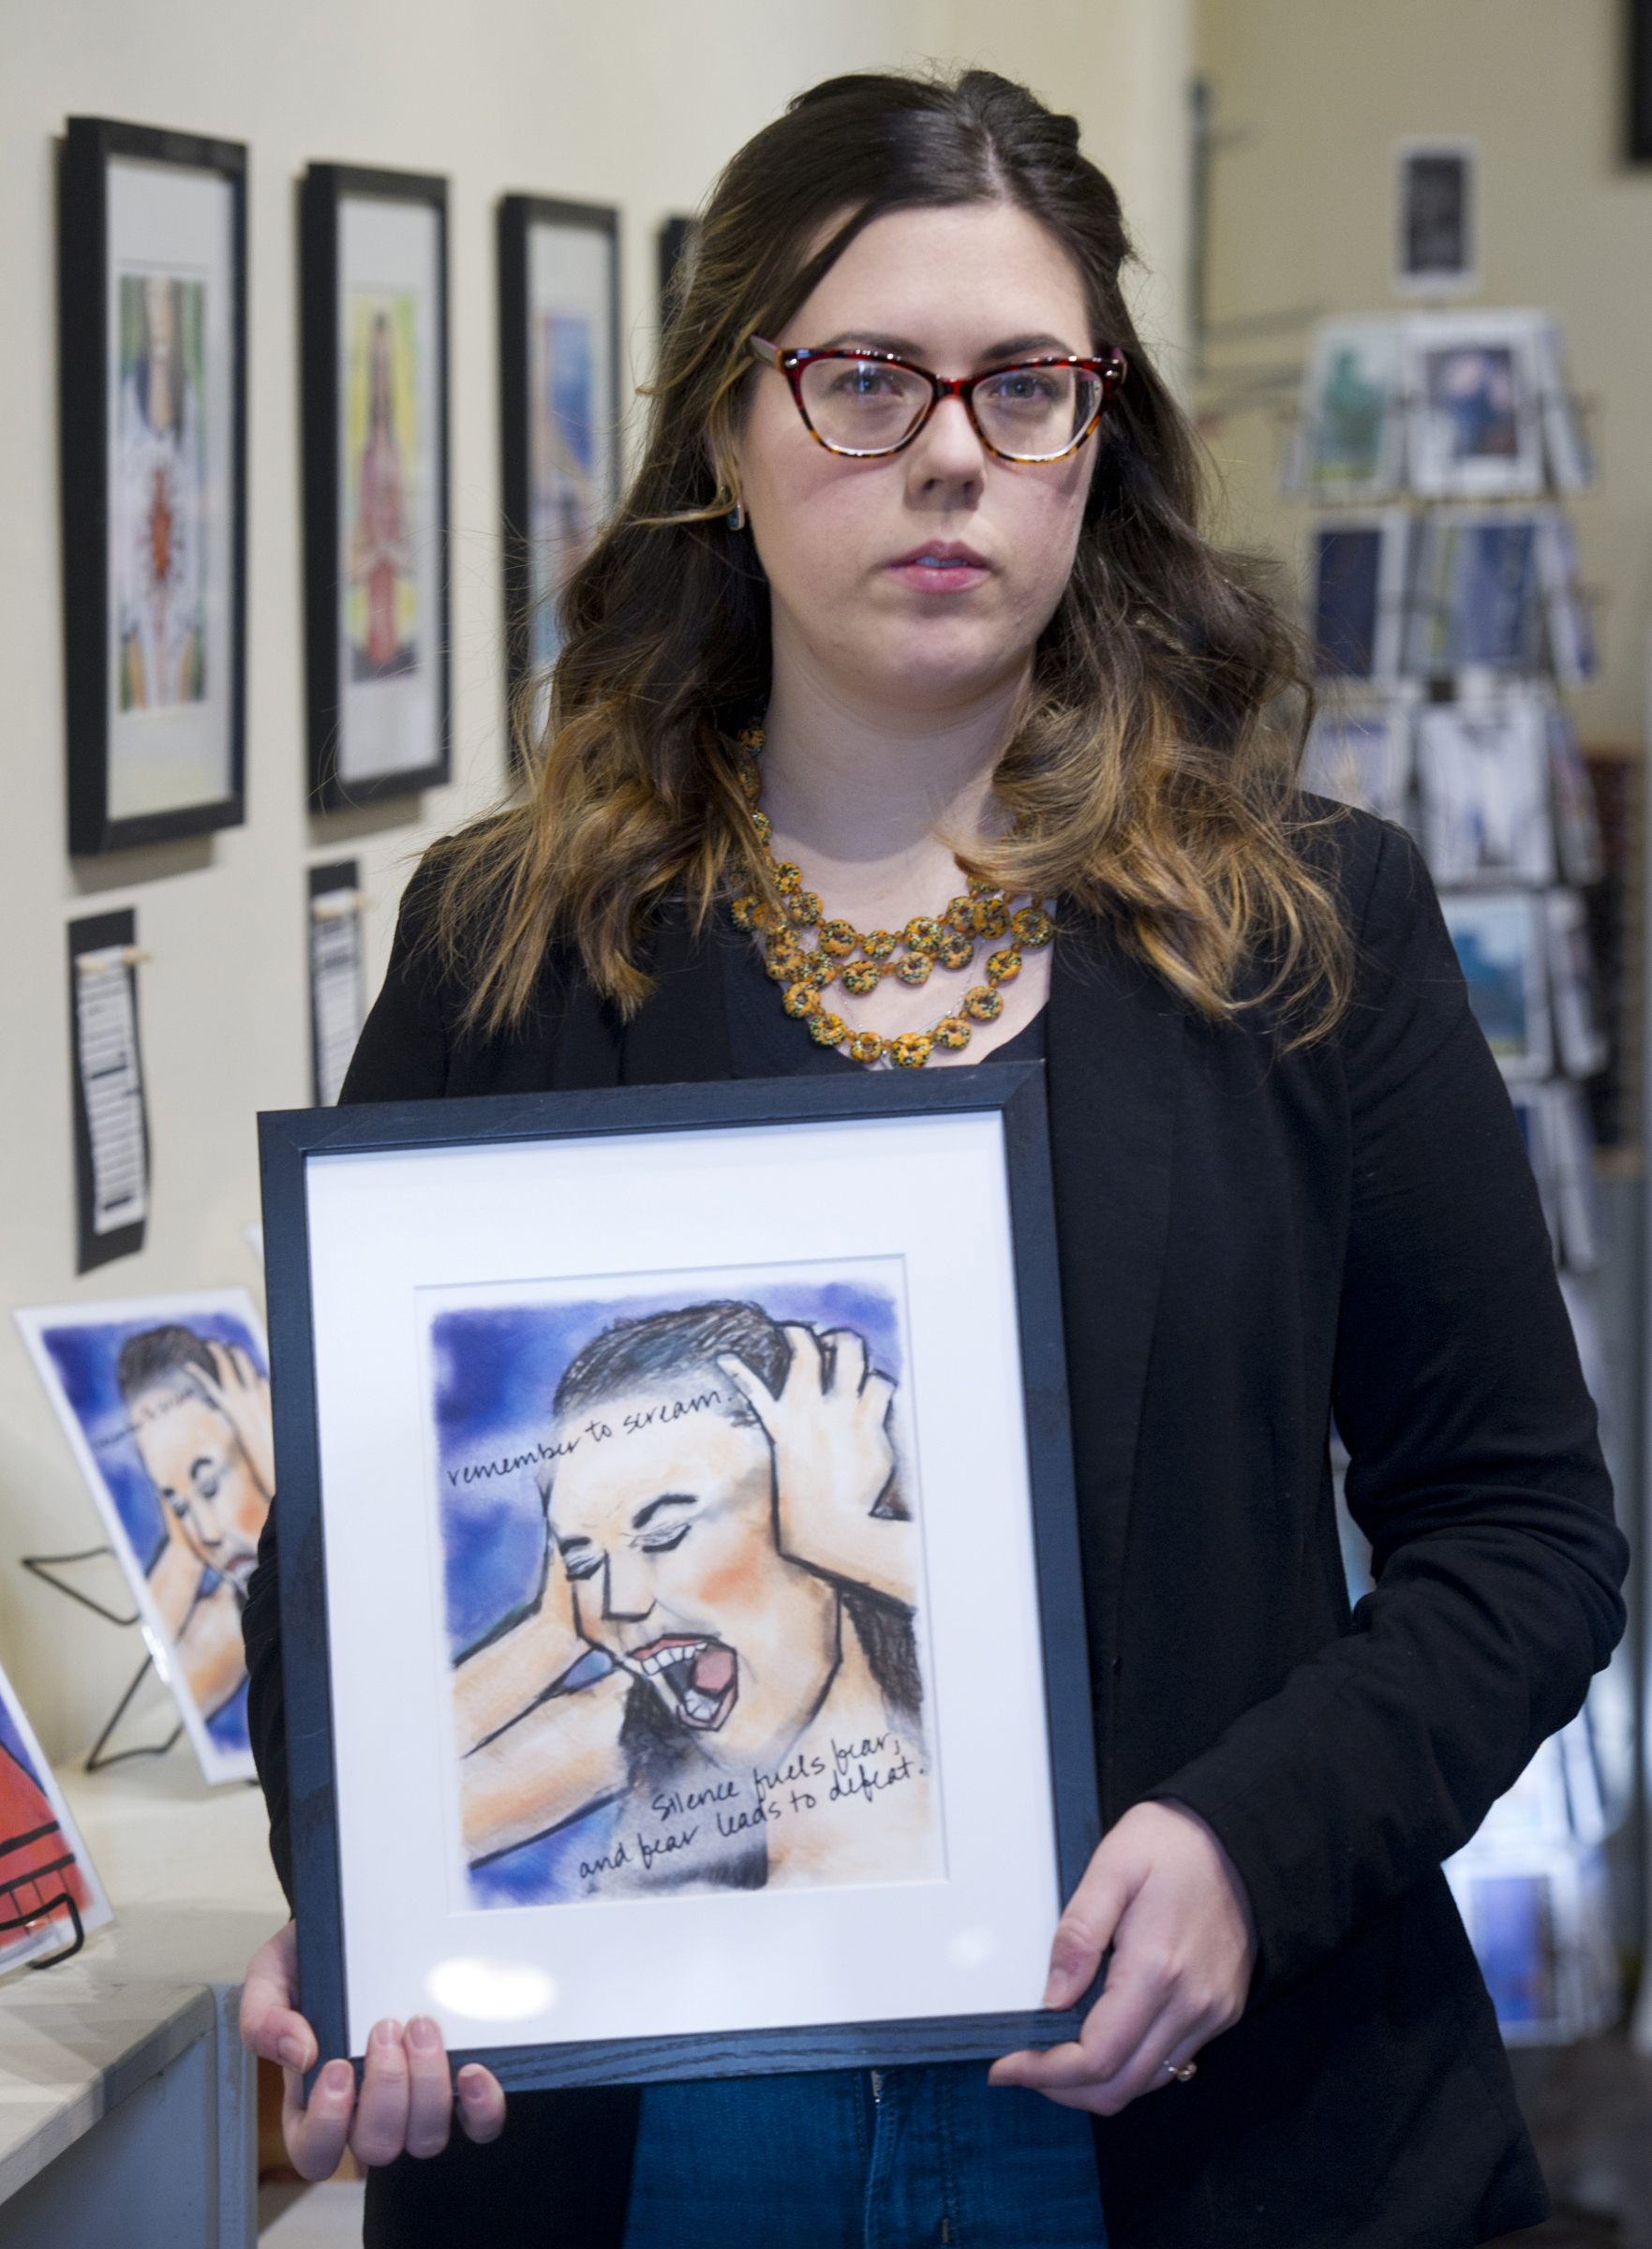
726, 499, 746, 532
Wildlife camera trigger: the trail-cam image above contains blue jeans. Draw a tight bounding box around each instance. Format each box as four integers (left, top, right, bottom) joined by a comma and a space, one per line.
622, 2063, 1108, 2248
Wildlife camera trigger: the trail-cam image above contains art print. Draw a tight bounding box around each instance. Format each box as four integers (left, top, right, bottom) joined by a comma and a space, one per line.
424, 1265, 942, 1914
1299, 706, 1412, 827
15, 1289, 271, 1782
344, 291, 420, 684
1417, 700, 1554, 886
1308, 511, 1408, 679
1406, 511, 1548, 676
1301, 320, 1404, 499
1394, 141, 1476, 295
1439, 889, 1551, 1078
499, 200, 619, 720
302, 168, 449, 807
60, 119, 246, 854
0, 1665, 111, 1969
114, 273, 207, 710
1406, 314, 1544, 499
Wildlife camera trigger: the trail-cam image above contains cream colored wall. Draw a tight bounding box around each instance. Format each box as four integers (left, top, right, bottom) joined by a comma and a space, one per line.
1196, 0, 1652, 747
0, 1, 1191, 1769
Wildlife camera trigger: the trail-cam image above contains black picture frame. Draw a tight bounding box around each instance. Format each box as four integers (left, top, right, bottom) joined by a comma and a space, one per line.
59, 116, 248, 856
497, 196, 621, 737
301, 164, 450, 811
259, 1066, 1101, 2092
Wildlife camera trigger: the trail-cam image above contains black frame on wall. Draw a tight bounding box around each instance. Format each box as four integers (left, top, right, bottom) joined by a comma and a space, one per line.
1632, 0, 1652, 158
300, 163, 451, 812
59, 116, 248, 856
497, 195, 621, 735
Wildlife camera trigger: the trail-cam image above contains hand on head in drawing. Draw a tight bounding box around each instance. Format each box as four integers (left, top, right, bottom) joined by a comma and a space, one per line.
192, 1341, 276, 1499
717, 1326, 914, 1606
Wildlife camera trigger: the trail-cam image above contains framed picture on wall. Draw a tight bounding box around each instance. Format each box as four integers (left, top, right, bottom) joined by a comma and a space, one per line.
1404, 312, 1546, 500
302, 165, 450, 810
259, 1068, 1100, 2090
1393, 140, 1477, 297
59, 116, 247, 856
498, 197, 620, 737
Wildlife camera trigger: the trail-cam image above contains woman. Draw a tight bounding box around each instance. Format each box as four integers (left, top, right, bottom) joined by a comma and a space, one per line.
455, 1300, 938, 1894
242, 67, 1624, 2248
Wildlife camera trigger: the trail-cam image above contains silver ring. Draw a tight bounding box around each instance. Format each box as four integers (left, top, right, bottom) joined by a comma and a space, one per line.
1163, 2058, 1198, 2082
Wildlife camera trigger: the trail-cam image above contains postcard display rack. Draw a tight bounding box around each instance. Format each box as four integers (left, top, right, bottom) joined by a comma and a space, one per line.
1293, 309, 1627, 2044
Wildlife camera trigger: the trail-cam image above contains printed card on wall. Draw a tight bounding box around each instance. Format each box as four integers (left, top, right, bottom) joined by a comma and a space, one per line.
68, 909, 149, 1273
0, 1662, 112, 1968
15, 1289, 272, 1783
308, 860, 366, 1106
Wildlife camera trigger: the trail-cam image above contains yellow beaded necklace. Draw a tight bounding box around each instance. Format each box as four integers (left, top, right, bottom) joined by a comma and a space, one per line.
728, 727, 1053, 1069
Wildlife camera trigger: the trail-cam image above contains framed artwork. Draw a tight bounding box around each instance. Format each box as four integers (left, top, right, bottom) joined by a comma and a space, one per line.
0, 1661, 112, 1970
1307, 511, 1410, 680
15, 1288, 273, 1785
1406, 508, 1550, 677
59, 117, 247, 856
1417, 697, 1555, 887
1404, 312, 1546, 499
1631, 0, 1652, 161
259, 1069, 1099, 2088
1394, 140, 1477, 297
67, 909, 150, 1274
1297, 320, 1405, 502
498, 198, 620, 724
1439, 888, 1553, 1080
302, 166, 449, 810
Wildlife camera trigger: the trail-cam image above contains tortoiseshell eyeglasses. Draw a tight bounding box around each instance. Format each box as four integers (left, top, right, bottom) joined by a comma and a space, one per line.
749, 335, 1126, 463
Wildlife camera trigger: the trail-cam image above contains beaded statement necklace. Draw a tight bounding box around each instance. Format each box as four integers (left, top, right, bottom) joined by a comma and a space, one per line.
728, 726, 1053, 1069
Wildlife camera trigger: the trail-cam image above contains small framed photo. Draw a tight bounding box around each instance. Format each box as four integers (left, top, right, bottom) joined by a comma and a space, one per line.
498, 198, 621, 723
1406, 508, 1549, 677
259, 1070, 1098, 2089
302, 165, 449, 809
1418, 698, 1555, 886
15, 1288, 273, 1784
1298, 320, 1405, 501
1307, 511, 1410, 680
1405, 313, 1545, 499
59, 117, 247, 856
1394, 141, 1477, 297
1439, 888, 1552, 1079
1299, 704, 1413, 827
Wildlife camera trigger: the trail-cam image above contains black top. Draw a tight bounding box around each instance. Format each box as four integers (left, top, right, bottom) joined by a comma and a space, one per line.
246, 828, 1625, 2249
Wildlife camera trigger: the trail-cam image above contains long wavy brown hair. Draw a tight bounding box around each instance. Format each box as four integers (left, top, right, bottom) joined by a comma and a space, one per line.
433, 67, 1349, 1042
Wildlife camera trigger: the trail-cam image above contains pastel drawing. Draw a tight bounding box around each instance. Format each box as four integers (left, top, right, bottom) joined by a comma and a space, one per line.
434, 1288, 942, 1905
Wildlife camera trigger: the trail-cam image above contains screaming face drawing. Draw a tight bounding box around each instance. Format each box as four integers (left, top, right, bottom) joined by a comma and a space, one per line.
444, 1294, 942, 1904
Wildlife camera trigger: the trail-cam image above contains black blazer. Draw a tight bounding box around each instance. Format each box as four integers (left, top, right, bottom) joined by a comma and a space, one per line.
246, 808, 1625, 2249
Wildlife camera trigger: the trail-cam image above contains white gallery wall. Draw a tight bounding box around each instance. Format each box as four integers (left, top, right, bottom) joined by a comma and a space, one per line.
0, 0, 1191, 1764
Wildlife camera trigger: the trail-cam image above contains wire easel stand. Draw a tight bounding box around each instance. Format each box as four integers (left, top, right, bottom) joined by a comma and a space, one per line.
21, 1547, 184, 1771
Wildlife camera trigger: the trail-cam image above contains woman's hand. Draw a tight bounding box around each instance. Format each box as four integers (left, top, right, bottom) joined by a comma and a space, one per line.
239, 1923, 505, 2176
989, 1801, 1255, 2116
718, 1326, 915, 1601
196, 1342, 276, 1498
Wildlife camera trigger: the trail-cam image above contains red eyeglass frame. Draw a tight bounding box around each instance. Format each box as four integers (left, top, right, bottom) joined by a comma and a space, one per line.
749, 335, 1127, 462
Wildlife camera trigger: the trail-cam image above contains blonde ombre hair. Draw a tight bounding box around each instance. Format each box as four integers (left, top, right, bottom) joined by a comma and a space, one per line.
431, 68, 1351, 1045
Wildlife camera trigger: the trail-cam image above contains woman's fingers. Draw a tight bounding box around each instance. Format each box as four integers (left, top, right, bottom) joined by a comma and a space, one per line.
282, 2058, 357, 2181
240, 1925, 318, 2073
402, 2017, 458, 2158
1042, 1845, 1130, 2009
348, 2018, 413, 2167
455, 2063, 508, 2145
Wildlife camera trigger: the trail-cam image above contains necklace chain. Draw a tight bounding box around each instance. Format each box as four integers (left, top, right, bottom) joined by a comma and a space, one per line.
728, 726, 1052, 1069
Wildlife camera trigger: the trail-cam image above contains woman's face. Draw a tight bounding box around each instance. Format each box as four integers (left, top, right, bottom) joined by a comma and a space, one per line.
732, 201, 1101, 721
547, 1386, 840, 1765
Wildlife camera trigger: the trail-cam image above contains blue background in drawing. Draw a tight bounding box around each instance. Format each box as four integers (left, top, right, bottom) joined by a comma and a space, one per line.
0, 1697, 46, 1805
35, 1312, 266, 1756
429, 1271, 902, 1908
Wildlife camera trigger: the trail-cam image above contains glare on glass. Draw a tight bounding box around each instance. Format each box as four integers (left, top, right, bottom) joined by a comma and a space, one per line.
751, 336, 1126, 464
